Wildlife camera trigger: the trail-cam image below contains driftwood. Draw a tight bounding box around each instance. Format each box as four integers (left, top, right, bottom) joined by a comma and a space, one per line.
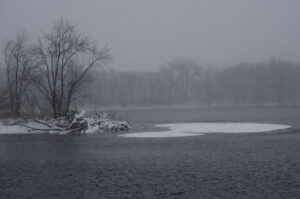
20, 111, 130, 134
20, 124, 62, 132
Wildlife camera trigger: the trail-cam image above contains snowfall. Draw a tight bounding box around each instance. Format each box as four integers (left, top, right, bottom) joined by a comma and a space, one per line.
120, 123, 291, 138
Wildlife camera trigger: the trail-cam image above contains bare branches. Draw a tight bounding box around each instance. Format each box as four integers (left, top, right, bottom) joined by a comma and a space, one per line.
1, 19, 111, 117
33, 19, 111, 118
2, 31, 36, 115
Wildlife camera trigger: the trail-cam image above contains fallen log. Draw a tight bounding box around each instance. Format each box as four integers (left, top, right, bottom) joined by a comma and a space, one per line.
18, 111, 130, 134
19, 124, 62, 132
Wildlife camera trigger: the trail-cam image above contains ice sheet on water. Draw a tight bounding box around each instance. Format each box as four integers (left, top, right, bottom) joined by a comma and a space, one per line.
120, 123, 291, 138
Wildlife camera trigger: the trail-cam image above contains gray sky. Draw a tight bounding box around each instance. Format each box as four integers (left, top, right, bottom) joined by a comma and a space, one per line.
1, 0, 300, 71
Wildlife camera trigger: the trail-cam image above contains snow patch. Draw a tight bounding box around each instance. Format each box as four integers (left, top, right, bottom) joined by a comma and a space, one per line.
120, 123, 291, 138
0, 121, 30, 134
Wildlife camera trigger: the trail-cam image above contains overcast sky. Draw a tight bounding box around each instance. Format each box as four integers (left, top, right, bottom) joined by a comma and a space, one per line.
1, 0, 300, 71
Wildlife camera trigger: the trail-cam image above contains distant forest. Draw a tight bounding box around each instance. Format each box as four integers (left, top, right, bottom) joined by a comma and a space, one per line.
1, 20, 300, 116
87, 58, 300, 108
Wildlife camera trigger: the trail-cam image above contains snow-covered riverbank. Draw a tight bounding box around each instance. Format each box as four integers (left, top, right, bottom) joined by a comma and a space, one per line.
0, 121, 29, 134
0, 120, 56, 134
0, 112, 130, 135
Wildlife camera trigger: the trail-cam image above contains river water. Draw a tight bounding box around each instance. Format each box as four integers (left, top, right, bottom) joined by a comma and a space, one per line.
0, 106, 300, 198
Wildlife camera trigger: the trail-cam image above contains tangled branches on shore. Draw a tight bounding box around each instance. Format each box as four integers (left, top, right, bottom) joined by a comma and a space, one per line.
19, 111, 130, 134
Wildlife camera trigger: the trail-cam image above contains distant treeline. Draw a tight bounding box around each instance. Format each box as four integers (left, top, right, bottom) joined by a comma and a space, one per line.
4, 19, 300, 117
88, 58, 300, 107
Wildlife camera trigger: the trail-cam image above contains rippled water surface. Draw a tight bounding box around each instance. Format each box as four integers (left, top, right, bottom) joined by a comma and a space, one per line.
0, 107, 300, 198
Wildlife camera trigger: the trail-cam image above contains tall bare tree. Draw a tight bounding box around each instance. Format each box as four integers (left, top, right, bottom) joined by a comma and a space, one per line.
3, 32, 36, 115
33, 19, 111, 117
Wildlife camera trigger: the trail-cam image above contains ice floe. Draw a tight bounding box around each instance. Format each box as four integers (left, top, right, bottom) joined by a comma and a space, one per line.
120, 123, 291, 138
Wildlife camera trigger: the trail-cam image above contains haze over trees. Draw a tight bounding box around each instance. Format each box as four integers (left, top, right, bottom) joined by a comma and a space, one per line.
1, 20, 300, 117
87, 58, 300, 108
2, 32, 37, 115
0, 19, 111, 117
32, 20, 111, 117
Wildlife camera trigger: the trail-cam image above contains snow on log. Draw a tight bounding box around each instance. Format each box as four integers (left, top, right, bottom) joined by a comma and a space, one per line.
87, 112, 131, 132
7, 111, 130, 134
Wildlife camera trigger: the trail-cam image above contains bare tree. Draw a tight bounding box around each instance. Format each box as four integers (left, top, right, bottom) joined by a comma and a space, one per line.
33, 19, 111, 118
0, 85, 9, 112
2, 32, 36, 115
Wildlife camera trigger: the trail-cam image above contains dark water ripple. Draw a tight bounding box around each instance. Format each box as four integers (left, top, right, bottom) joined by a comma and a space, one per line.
0, 131, 300, 198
